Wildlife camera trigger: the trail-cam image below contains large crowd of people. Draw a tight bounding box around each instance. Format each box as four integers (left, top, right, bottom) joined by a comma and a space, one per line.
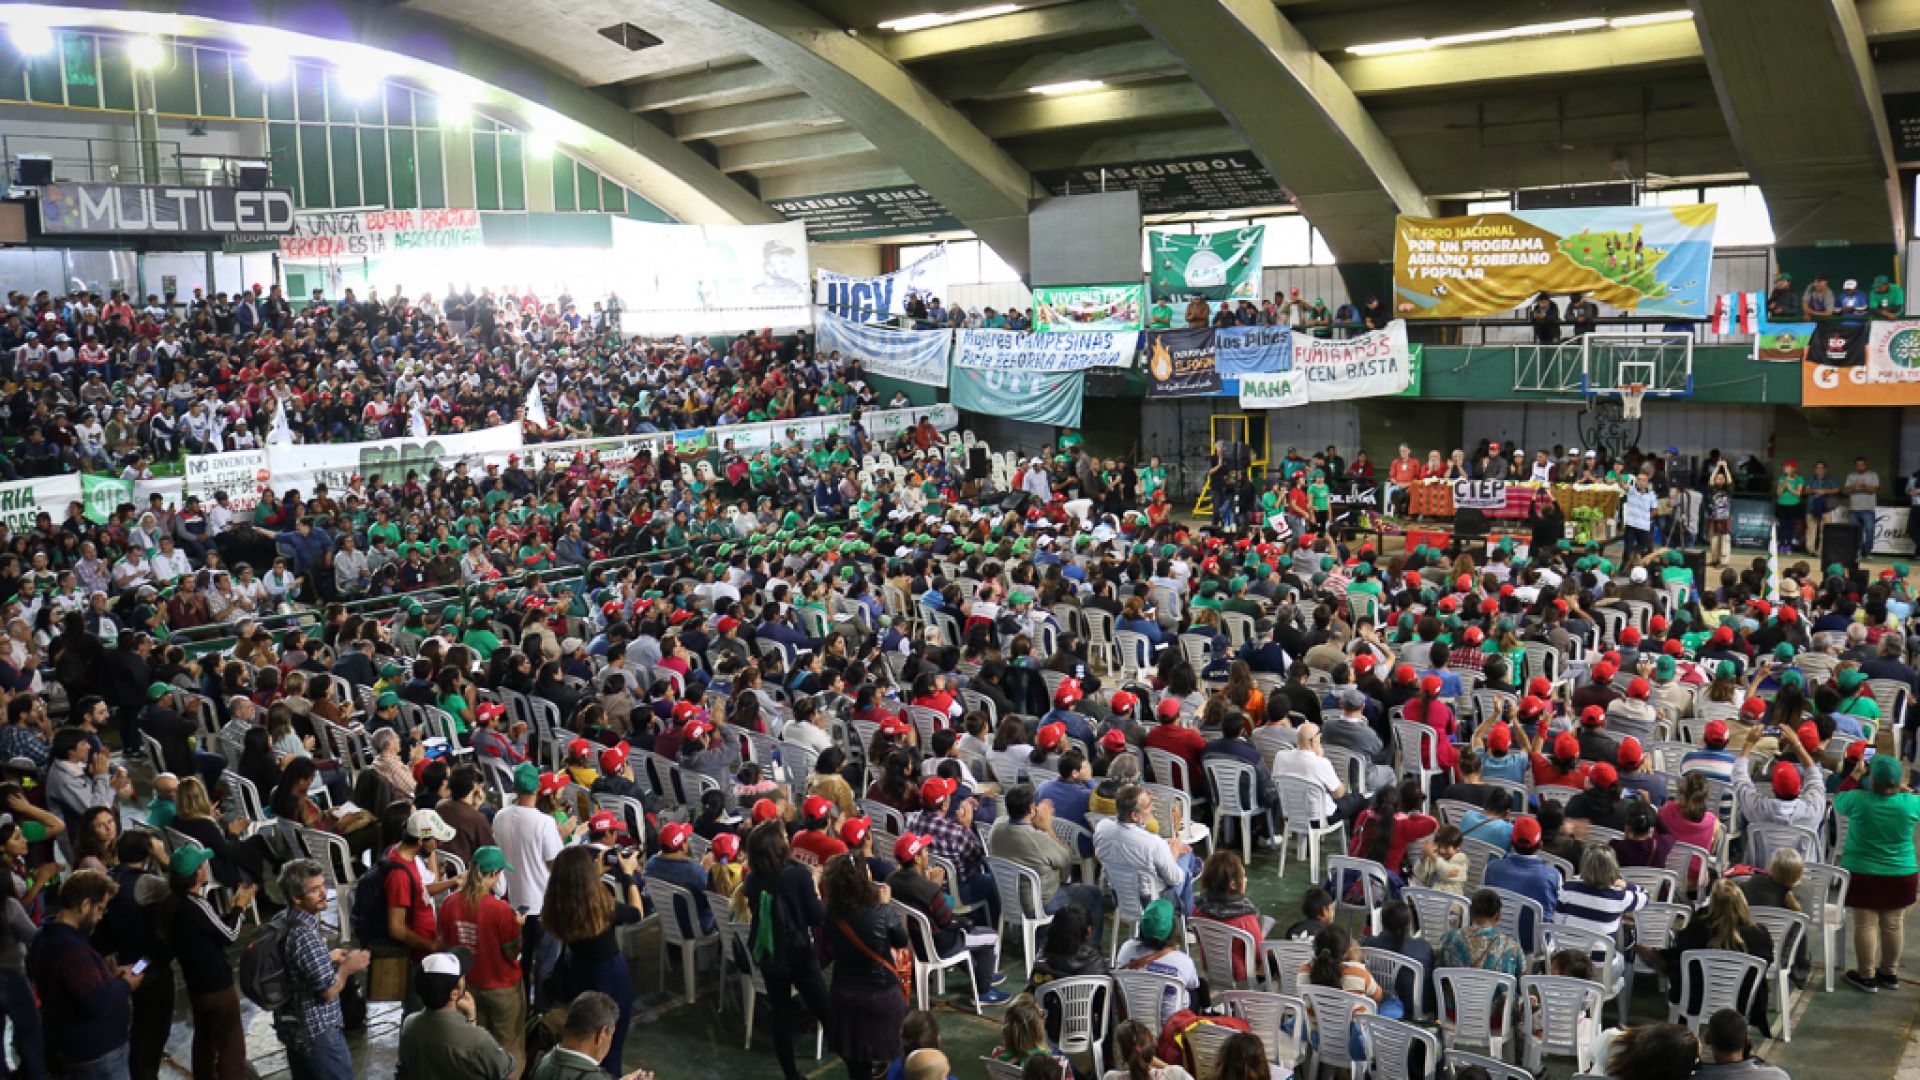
0, 281, 1894, 1080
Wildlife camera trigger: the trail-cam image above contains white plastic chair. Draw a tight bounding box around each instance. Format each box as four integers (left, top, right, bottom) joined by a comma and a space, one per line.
1261, 939, 1314, 997
1672, 949, 1768, 1034
1745, 822, 1822, 867
1328, 856, 1393, 936
1113, 968, 1188, 1032
1461, 838, 1502, 894
1795, 861, 1850, 993
1299, 985, 1372, 1080
1204, 757, 1272, 865
1276, 775, 1348, 885
1745, 905, 1809, 1041
894, 901, 982, 1015
1446, 1049, 1534, 1080
1620, 866, 1680, 904
1521, 974, 1604, 1073
1434, 967, 1516, 1060
1191, 916, 1261, 992
1404, 887, 1470, 942
1543, 924, 1627, 1026
644, 878, 721, 1004
1356, 1012, 1441, 1080
986, 856, 1054, 979
1185, 1019, 1237, 1080
1392, 720, 1444, 799
1034, 975, 1112, 1078
1489, 886, 1547, 960
1362, 946, 1430, 1020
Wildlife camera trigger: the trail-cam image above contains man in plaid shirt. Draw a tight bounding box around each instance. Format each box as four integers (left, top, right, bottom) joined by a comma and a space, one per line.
906, 776, 999, 928
276, 859, 370, 1080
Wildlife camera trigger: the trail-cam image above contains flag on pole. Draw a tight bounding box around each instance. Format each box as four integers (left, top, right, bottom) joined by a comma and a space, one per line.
1711, 292, 1760, 335
268, 398, 293, 445
1766, 522, 1781, 605
524, 385, 547, 428
409, 394, 429, 440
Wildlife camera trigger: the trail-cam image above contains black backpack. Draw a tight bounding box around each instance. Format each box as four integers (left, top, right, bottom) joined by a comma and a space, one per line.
350, 859, 409, 946
238, 911, 296, 1010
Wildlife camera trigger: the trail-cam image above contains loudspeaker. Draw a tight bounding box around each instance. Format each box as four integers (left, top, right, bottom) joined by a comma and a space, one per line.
1000, 490, 1033, 514
1683, 548, 1709, 594
969, 446, 991, 482
1821, 521, 1863, 569
15, 155, 50, 186
234, 163, 270, 190
1454, 509, 1489, 541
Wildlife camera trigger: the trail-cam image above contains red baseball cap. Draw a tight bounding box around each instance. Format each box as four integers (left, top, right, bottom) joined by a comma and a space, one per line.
1553, 732, 1580, 760
717, 615, 740, 633
1528, 676, 1552, 697
1109, 690, 1139, 713
673, 700, 703, 723
1847, 740, 1869, 760
1157, 698, 1183, 720
1455, 574, 1473, 592
587, 809, 627, 833
711, 832, 742, 861
1580, 704, 1605, 726
537, 772, 569, 797
1592, 662, 1617, 682
1627, 677, 1650, 700
1617, 736, 1643, 769
1479, 598, 1499, 616
894, 833, 931, 864
475, 702, 507, 724
1797, 721, 1822, 753
1420, 674, 1444, 695
1589, 763, 1618, 788
1054, 679, 1083, 707
880, 716, 911, 737
802, 795, 834, 822
1519, 695, 1548, 718
919, 777, 957, 806
1740, 697, 1768, 719
1778, 606, 1798, 623
1487, 723, 1512, 751
567, 737, 593, 760
751, 798, 781, 823
659, 821, 692, 850
598, 741, 631, 774
1394, 664, 1417, 685
1620, 627, 1641, 646
840, 816, 871, 847
683, 720, 712, 742
1711, 625, 1735, 644
1704, 719, 1730, 746
1036, 722, 1066, 750
1649, 615, 1668, 633
1100, 729, 1128, 753
1663, 639, 1685, 656
1771, 761, 1803, 799
1499, 583, 1515, 597
1510, 816, 1542, 849
1437, 597, 1458, 613
1352, 654, 1376, 674
1463, 626, 1485, 645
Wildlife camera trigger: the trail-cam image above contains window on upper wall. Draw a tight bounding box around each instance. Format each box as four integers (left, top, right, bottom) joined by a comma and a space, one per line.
1467, 198, 1512, 215
1704, 184, 1774, 247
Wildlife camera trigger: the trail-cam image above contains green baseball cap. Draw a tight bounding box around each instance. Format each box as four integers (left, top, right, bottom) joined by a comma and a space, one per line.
513, 762, 541, 796
1772, 642, 1796, 661
169, 843, 215, 877
1870, 753, 1904, 788
1655, 655, 1677, 680
1716, 660, 1737, 681
472, 846, 516, 874
1138, 897, 1175, 943
146, 681, 175, 702
1837, 668, 1866, 690
377, 692, 401, 709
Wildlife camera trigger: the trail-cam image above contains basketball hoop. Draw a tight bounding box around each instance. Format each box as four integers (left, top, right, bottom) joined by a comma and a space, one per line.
1622, 383, 1647, 419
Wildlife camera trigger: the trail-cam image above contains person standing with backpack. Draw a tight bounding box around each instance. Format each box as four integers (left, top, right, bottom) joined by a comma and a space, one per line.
160, 844, 255, 1080
364, 810, 456, 1013
742, 819, 833, 1080
268, 859, 370, 1080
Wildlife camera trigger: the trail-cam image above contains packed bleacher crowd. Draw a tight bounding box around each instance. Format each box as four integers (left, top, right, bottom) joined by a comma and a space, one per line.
0, 283, 1897, 1080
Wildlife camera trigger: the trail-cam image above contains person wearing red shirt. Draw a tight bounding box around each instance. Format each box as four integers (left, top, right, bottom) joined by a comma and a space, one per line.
385, 809, 457, 966
1145, 697, 1206, 787
1385, 444, 1423, 515
1347, 782, 1438, 880
789, 796, 849, 867
437, 845, 526, 1074
1530, 732, 1592, 790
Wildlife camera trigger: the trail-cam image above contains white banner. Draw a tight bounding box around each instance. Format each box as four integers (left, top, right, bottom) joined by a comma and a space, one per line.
613, 219, 812, 335
1452, 479, 1509, 510
816, 244, 948, 324
1873, 506, 1916, 555
279, 208, 482, 259
1239, 321, 1413, 409
1292, 320, 1414, 401
817, 314, 951, 388
0, 475, 81, 535
184, 449, 271, 512
952, 329, 1137, 373
267, 422, 523, 494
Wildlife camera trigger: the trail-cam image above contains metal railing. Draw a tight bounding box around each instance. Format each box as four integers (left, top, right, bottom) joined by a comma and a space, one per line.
1, 133, 203, 185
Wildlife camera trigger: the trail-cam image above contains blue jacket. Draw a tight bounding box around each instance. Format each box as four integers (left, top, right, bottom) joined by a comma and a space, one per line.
1484, 853, 1559, 951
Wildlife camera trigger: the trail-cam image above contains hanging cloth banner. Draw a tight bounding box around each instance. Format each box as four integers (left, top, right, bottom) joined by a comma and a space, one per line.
1144, 328, 1220, 398
950, 367, 1085, 427
184, 448, 271, 511
1032, 284, 1146, 333
1214, 325, 1293, 378
816, 313, 952, 387
1239, 321, 1413, 408
268, 422, 524, 493
815, 244, 949, 324
951, 328, 1137, 373
1147, 226, 1264, 302
279, 208, 482, 259
1711, 292, 1760, 335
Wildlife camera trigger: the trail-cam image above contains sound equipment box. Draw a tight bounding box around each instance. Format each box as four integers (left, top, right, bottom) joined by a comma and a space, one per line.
1000, 490, 1033, 514
235, 162, 270, 190
1682, 548, 1709, 591
1820, 521, 1863, 570
15, 155, 51, 186
968, 446, 991, 482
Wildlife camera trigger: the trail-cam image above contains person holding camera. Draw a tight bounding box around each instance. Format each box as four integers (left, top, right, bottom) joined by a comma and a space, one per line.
544, 844, 644, 1074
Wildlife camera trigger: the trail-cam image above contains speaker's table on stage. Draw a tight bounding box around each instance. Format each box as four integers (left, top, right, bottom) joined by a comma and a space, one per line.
1405, 481, 1623, 521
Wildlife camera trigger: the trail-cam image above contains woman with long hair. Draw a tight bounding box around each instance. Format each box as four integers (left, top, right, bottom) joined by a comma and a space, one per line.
1194, 851, 1265, 984
438, 846, 526, 1076
169, 776, 268, 887
866, 747, 923, 814
543, 844, 644, 1073
0, 815, 41, 1079
1221, 661, 1264, 721
1347, 780, 1437, 882
1657, 771, 1722, 892
821, 854, 910, 1080
741, 819, 834, 1080
1834, 752, 1920, 992
1644, 879, 1773, 1028
1107, 1018, 1192, 1080
1211, 1031, 1279, 1080
159, 845, 257, 1079
73, 805, 119, 872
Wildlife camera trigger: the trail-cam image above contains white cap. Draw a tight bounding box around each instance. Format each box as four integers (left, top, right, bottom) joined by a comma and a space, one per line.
1845, 279, 1859, 290
1629, 567, 1648, 583
406, 808, 456, 842
420, 951, 465, 977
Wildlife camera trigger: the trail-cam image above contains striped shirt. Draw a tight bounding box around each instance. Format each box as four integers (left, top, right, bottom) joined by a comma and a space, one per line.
1554, 880, 1648, 938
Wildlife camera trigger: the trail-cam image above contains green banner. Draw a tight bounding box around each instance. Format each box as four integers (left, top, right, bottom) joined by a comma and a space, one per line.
1754, 323, 1812, 363
1394, 343, 1424, 397
1148, 226, 1263, 303
950, 367, 1085, 427
1032, 284, 1146, 333
82, 475, 130, 523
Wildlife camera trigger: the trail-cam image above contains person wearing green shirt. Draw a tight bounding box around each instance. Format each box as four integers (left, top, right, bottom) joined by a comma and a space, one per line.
1308, 472, 1331, 527
1776, 459, 1806, 552
1148, 300, 1174, 329
1138, 457, 1167, 501
461, 609, 502, 665
367, 514, 401, 549
1870, 275, 1906, 319
1833, 754, 1920, 992
1834, 669, 1884, 727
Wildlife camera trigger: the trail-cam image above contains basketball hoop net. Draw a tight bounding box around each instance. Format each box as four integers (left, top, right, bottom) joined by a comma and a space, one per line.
1622, 383, 1647, 419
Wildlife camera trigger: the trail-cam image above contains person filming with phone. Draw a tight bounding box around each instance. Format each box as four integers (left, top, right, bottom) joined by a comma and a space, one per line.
27, 869, 142, 1080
